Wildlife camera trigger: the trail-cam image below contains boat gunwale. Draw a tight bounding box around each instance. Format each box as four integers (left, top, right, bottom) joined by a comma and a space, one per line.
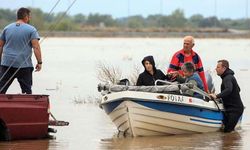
100, 91, 224, 112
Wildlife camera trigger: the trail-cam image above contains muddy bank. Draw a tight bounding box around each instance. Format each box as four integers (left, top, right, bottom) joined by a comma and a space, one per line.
40, 28, 250, 38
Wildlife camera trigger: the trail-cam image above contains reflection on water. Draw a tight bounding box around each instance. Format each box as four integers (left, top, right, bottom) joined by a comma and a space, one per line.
0, 38, 249, 149
0, 140, 49, 150
0, 130, 248, 150
100, 130, 249, 150
1, 104, 249, 150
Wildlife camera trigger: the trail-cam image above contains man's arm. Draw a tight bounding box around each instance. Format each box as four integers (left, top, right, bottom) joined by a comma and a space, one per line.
209, 76, 233, 99
167, 53, 180, 73
31, 39, 42, 72
136, 74, 143, 86
176, 75, 186, 83
216, 77, 233, 98
167, 52, 184, 80
196, 54, 209, 92
198, 71, 208, 92
0, 40, 4, 62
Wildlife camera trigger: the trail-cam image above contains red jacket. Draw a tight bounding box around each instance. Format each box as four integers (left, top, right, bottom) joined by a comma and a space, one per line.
167, 49, 209, 92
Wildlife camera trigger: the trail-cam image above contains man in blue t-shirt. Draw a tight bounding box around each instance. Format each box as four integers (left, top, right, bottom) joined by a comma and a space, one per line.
0, 7, 42, 94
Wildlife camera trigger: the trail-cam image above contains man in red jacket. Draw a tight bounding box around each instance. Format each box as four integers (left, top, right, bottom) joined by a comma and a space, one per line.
167, 36, 209, 92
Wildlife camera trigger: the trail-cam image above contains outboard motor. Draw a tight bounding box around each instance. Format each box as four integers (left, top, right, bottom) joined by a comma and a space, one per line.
205, 70, 215, 93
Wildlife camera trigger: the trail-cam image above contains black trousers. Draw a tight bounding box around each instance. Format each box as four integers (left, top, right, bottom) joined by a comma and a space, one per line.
223, 109, 243, 133
0, 66, 33, 94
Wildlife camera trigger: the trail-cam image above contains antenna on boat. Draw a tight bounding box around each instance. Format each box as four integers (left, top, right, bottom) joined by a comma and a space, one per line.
246, 0, 250, 29
126, 0, 130, 29
246, 0, 249, 19
160, 0, 163, 15
127, 0, 130, 18
214, 0, 217, 27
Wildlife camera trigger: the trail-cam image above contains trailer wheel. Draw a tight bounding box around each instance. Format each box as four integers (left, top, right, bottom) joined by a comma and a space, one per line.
0, 119, 10, 141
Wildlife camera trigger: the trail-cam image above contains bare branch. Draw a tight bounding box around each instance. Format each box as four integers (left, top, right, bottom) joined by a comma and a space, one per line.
96, 61, 143, 86
128, 64, 141, 85
96, 61, 122, 84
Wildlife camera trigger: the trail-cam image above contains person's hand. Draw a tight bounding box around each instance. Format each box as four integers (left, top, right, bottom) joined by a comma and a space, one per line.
167, 71, 179, 82
169, 71, 179, 78
35, 63, 42, 72
209, 94, 217, 100
206, 89, 211, 94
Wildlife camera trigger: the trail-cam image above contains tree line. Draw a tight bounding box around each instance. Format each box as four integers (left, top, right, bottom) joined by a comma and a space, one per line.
0, 8, 250, 31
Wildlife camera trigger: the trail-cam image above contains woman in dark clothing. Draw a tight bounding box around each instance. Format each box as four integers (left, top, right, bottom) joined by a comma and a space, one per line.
136, 56, 166, 86
210, 60, 244, 133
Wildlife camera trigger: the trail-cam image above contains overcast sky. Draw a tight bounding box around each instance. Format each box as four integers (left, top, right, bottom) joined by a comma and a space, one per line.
1, 0, 249, 19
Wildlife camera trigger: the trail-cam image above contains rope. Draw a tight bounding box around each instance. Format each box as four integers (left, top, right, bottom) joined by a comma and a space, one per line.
40, 0, 77, 43
188, 84, 222, 111
0, 0, 77, 93
155, 79, 211, 99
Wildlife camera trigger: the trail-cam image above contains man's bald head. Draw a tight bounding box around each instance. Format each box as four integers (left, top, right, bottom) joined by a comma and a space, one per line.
184, 36, 195, 44
183, 35, 195, 52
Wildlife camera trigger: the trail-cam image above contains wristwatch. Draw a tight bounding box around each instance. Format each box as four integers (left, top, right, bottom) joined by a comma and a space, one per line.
38, 61, 42, 64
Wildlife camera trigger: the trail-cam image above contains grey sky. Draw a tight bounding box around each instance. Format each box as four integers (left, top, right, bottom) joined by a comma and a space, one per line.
0, 0, 249, 19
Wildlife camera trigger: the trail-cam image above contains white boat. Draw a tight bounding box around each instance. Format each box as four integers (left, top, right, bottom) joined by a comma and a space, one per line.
97, 79, 242, 137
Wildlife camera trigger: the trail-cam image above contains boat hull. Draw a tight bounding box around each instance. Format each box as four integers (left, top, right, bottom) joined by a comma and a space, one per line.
101, 91, 227, 137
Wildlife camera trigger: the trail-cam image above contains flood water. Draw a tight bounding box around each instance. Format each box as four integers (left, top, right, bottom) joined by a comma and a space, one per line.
0, 38, 250, 149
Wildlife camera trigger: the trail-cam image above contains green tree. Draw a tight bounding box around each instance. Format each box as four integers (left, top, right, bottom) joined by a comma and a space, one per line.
87, 13, 116, 27
1, 7, 250, 31
189, 14, 204, 28
29, 8, 45, 30
157, 15, 170, 28
53, 19, 76, 31
73, 13, 86, 24
0, 9, 15, 21
167, 9, 187, 27
199, 16, 221, 27
146, 15, 163, 27
127, 15, 145, 28
43, 12, 56, 23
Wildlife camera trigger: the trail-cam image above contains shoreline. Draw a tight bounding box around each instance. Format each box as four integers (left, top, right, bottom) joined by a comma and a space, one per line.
39, 31, 250, 38
1, 27, 250, 38
38, 27, 250, 38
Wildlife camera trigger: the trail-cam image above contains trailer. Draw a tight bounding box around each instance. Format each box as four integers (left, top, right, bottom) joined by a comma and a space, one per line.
0, 94, 68, 141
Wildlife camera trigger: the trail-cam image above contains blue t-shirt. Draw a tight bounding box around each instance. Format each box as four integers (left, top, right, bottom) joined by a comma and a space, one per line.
0, 22, 40, 68
187, 73, 204, 91
187, 73, 205, 98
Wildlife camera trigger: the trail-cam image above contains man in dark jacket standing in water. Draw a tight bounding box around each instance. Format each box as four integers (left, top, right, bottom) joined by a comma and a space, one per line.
210, 60, 244, 133
136, 56, 166, 86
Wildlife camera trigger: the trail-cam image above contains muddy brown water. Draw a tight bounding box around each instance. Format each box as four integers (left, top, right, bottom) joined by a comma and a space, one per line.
0, 38, 249, 149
